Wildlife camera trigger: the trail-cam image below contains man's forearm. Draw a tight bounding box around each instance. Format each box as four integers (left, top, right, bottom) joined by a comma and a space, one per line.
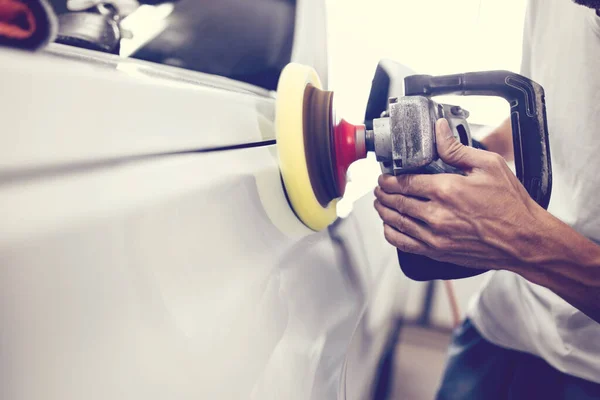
481, 118, 514, 161
482, 121, 600, 320
508, 207, 600, 323
374, 118, 600, 322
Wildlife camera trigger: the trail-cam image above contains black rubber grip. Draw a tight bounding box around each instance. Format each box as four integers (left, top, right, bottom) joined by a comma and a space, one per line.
396, 252, 487, 281
398, 71, 552, 281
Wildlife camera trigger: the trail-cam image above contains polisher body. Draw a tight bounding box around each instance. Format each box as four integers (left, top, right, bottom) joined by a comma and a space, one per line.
368, 97, 472, 176
366, 96, 496, 280
275, 64, 552, 281
366, 70, 552, 281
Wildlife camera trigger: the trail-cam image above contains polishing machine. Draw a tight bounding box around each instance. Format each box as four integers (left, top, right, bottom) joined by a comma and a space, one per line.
275, 63, 552, 281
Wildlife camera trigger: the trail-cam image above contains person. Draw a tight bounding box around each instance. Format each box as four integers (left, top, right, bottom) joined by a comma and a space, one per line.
373, 0, 600, 398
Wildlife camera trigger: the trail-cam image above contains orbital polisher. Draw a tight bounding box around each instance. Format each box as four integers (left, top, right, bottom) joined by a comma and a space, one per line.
275, 63, 552, 281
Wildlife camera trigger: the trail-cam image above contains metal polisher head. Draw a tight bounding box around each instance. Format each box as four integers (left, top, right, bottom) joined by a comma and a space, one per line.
302, 84, 367, 207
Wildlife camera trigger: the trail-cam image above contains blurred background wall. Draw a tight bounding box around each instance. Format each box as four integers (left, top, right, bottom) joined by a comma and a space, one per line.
326, 0, 527, 128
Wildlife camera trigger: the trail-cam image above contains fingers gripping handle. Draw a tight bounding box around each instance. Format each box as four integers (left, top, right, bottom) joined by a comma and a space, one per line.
398, 71, 552, 281
405, 70, 552, 207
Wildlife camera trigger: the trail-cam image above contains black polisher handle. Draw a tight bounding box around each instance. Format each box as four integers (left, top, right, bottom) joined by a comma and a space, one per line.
398, 71, 552, 281
405, 71, 552, 206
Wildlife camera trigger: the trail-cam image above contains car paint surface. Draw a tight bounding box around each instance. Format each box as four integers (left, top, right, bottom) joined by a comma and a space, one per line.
0, 4, 407, 397
0, 45, 274, 174
0, 137, 405, 399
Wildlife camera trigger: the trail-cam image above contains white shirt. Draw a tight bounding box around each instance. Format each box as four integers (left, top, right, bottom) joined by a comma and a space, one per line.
468, 0, 600, 384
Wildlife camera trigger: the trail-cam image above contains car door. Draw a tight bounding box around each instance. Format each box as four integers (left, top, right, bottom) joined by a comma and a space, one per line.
0, 1, 408, 399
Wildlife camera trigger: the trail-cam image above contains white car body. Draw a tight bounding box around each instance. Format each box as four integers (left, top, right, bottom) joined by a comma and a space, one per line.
0, 1, 408, 398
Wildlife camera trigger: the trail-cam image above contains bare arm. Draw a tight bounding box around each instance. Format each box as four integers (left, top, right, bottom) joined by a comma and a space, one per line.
374, 119, 600, 323
511, 207, 600, 323
480, 120, 600, 320
480, 118, 514, 161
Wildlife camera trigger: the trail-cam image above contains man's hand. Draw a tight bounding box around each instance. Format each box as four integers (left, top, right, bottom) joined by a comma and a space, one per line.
373, 118, 544, 271
372, 121, 600, 323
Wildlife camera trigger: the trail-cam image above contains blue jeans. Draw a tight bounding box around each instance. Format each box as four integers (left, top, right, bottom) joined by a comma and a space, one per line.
436, 319, 600, 400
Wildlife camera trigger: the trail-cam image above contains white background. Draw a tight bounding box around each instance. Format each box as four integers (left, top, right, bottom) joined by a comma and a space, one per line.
326, 0, 527, 127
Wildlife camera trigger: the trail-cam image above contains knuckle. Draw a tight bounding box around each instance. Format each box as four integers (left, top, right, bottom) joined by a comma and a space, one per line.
377, 190, 390, 206
435, 180, 454, 199
394, 213, 407, 233
394, 237, 411, 253
384, 224, 408, 251
429, 237, 448, 251
380, 174, 396, 191
428, 237, 443, 251
446, 141, 466, 161
393, 195, 406, 211
487, 153, 506, 168
441, 238, 455, 251
379, 208, 393, 225
402, 175, 415, 193
397, 241, 412, 253
427, 217, 441, 231
383, 223, 392, 238
426, 209, 446, 231
380, 209, 394, 225
374, 198, 382, 211
383, 225, 397, 244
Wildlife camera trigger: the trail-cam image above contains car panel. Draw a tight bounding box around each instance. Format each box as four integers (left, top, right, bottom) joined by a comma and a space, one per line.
0, 0, 407, 396
0, 44, 274, 174
0, 144, 403, 399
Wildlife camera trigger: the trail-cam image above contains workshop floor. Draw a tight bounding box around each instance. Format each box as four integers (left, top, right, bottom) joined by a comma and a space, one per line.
390, 324, 452, 400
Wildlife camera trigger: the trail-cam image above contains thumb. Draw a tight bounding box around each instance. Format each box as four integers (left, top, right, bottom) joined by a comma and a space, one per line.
435, 118, 482, 169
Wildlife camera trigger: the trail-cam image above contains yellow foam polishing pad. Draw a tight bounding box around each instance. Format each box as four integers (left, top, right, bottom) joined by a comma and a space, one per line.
275, 63, 338, 231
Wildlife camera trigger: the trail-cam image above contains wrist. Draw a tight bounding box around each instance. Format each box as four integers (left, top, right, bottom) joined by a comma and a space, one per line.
499, 203, 550, 273
508, 204, 600, 273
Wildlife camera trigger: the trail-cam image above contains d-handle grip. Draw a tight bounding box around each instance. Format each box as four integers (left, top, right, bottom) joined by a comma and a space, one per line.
405, 70, 552, 208
397, 71, 552, 281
